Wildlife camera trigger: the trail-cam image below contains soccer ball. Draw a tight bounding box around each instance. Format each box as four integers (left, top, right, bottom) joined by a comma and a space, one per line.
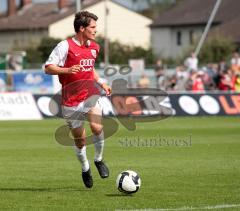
116, 170, 141, 194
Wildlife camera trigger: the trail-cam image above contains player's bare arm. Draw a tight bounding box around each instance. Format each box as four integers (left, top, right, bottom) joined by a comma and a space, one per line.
45, 64, 82, 75
94, 69, 112, 96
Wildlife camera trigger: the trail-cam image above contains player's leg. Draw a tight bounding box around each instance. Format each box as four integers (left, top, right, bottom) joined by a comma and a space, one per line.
72, 126, 88, 172
62, 105, 93, 188
71, 126, 93, 188
87, 104, 109, 178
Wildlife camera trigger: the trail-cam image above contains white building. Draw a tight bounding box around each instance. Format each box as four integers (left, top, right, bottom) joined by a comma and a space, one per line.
150, 0, 240, 59
0, 0, 152, 53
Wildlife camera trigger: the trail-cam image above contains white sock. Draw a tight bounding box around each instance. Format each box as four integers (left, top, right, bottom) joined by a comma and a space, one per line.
93, 131, 104, 162
74, 145, 89, 172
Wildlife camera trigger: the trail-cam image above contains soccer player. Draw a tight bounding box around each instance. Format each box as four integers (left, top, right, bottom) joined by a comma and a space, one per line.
44, 11, 111, 188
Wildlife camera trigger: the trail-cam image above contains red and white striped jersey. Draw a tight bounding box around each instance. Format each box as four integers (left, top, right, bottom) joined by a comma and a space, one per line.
45, 37, 100, 106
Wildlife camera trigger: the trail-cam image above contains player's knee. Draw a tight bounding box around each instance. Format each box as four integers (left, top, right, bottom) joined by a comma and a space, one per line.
74, 137, 86, 149
90, 123, 103, 136
75, 142, 85, 149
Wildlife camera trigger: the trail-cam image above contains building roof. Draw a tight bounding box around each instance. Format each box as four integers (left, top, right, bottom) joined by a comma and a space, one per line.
0, 3, 72, 31
0, 0, 102, 31
150, 0, 240, 43
151, 0, 240, 27
0, 0, 150, 32
209, 15, 240, 44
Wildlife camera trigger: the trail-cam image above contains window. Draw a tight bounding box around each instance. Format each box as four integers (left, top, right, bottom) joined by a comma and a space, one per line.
177, 31, 182, 46
189, 30, 194, 44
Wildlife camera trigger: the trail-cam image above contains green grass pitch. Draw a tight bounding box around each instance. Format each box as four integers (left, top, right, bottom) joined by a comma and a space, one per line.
0, 117, 239, 210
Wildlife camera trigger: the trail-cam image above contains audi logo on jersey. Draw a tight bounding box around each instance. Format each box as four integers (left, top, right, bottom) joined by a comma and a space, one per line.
80, 59, 95, 67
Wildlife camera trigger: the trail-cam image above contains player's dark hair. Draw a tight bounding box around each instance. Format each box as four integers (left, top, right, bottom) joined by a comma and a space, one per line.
74, 11, 98, 33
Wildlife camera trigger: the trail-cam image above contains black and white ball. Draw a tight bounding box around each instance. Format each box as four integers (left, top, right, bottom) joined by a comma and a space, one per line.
116, 170, 141, 194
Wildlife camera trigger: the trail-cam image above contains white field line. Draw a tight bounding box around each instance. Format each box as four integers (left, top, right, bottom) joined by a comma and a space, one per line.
116, 203, 240, 211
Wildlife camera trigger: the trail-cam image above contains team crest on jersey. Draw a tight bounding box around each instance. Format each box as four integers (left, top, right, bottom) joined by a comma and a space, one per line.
91, 49, 97, 58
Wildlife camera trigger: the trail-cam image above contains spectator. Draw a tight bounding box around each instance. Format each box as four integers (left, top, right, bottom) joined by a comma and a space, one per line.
174, 66, 189, 91
184, 52, 198, 71
157, 75, 165, 90
191, 70, 205, 92
218, 69, 234, 91
7, 54, 23, 71
165, 74, 177, 91
206, 63, 220, 89
234, 74, 240, 92
154, 59, 165, 89
230, 52, 240, 74
218, 59, 227, 72
201, 68, 214, 90
154, 59, 164, 79
137, 74, 150, 88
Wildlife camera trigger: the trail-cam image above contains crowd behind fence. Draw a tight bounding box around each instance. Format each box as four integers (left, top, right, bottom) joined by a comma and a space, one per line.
0, 52, 240, 93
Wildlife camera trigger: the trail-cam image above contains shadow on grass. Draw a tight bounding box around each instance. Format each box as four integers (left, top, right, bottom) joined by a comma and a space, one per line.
105, 193, 134, 197
0, 187, 88, 192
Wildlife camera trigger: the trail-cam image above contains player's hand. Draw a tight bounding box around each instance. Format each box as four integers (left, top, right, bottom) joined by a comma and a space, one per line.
67, 65, 85, 74
102, 83, 112, 96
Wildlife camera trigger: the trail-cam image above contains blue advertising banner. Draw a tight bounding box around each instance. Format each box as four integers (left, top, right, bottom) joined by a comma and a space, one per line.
12, 71, 54, 94
0, 72, 7, 92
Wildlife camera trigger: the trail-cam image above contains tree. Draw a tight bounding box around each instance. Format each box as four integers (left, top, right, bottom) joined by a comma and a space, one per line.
198, 36, 235, 64
37, 37, 62, 62
24, 36, 155, 66
95, 36, 155, 65
177, 35, 235, 65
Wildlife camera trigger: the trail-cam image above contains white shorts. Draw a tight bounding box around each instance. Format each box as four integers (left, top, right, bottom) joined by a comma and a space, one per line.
62, 97, 102, 129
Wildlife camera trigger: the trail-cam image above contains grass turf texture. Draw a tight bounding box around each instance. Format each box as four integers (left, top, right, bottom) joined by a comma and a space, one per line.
0, 117, 239, 210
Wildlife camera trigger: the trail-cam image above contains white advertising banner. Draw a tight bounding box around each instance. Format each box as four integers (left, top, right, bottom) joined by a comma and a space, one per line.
0, 92, 42, 120
128, 59, 145, 73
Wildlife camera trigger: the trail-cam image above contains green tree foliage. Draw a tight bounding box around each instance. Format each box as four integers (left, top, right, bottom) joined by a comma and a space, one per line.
25, 37, 61, 65
178, 35, 235, 65
198, 36, 235, 64
25, 36, 155, 66
96, 36, 155, 65
37, 37, 62, 62
25, 47, 42, 64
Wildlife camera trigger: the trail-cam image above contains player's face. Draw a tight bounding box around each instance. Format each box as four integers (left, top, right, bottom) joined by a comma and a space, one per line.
83, 19, 97, 40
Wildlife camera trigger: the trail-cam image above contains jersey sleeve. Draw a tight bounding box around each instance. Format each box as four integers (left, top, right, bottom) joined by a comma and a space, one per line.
45, 40, 69, 67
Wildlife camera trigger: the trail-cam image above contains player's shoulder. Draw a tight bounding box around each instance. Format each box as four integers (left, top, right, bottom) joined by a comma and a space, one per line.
89, 40, 100, 51
55, 40, 69, 51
